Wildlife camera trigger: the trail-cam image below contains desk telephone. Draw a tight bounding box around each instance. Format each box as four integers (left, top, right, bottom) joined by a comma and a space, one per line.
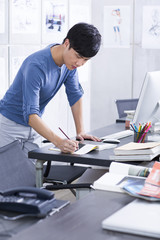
0, 187, 56, 217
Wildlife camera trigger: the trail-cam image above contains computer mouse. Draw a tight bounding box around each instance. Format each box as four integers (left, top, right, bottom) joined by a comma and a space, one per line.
102, 139, 120, 144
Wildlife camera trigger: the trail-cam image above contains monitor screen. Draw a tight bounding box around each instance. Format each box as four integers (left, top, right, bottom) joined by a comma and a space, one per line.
133, 71, 160, 131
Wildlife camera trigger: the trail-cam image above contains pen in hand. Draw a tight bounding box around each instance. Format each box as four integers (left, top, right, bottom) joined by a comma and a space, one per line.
59, 127, 79, 150
59, 127, 70, 139
42, 128, 70, 143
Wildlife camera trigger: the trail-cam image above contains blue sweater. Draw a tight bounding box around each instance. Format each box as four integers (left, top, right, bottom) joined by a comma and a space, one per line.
0, 45, 83, 126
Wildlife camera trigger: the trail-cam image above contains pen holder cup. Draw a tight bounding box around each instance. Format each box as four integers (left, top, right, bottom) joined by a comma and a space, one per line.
134, 131, 148, 143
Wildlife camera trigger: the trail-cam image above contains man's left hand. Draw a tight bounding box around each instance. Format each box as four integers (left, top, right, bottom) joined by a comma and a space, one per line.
76, 133, 101, 142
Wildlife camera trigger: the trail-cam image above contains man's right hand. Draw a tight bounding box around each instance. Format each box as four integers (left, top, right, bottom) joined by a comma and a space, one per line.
55, 139, 79, 153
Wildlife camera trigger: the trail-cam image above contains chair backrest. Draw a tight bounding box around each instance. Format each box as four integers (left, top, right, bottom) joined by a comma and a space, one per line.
115, 98, 139, 118
0, 140, 35, 191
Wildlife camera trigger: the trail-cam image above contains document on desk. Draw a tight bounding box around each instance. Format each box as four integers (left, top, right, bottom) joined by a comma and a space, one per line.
102, 199, 160, 239
49, 144, 96, 155
81, 141, 116, 151
49, 142, 116, 155
74, 144, 97, 155
92, 162, 149, 193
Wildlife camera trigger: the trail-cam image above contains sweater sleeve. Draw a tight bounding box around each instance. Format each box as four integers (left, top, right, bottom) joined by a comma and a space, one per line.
22, 63, 44, 124
64, 69, 84, 107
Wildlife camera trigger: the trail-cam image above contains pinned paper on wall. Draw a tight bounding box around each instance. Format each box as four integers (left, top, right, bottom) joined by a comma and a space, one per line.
11, 0, 40, 34
0, 46, 8, 98
103, 6, 131, 48
42, 0, 68, 44
0, 57, 6, 97
142, 6, 160, 49
0, 0, 5, 34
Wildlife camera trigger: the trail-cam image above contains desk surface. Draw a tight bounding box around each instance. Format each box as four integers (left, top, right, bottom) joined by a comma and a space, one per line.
29, 123, 134, 167
10, 124, 157, 239
10, 190, 154, 240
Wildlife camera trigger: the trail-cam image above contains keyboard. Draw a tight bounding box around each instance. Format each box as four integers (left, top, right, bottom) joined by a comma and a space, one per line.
101, 129, 134, 140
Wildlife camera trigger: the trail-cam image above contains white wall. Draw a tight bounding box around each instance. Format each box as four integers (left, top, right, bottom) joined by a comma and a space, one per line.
1, 0, 160, 136
133, 0, 160, 97
90, 0, 133, 130
90, 0, 160, 131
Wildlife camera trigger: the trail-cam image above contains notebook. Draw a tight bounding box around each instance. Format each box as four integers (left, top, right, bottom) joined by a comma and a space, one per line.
102, 199, 160, 239
49, 142, 116, 155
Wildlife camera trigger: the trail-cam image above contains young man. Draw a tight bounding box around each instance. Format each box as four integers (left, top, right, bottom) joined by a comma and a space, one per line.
0, 23, 101, 155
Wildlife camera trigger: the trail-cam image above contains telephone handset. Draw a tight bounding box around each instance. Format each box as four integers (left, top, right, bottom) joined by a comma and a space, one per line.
3, 186, 54, 200
0, 187, 56, 217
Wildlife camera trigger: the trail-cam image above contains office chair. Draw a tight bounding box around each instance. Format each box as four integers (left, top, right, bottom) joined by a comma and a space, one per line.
0, 140, 90, 196
43, 161, 90, 196
0, 140, 35, 191
43, 161, 107, 199
115, 98, 139, 119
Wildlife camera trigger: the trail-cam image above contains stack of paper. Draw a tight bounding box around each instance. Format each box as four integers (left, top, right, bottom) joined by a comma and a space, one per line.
110, 141, 160, 161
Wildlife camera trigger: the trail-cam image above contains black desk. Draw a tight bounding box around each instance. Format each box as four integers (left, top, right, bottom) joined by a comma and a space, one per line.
29, 123, 133, 187
10, 190, 154, 240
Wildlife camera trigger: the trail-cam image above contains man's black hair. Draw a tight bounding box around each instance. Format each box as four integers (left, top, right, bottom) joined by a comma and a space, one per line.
63, 22, 101, 58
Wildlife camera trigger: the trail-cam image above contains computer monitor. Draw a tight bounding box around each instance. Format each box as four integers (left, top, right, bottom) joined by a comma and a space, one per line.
133, 71, 160, 132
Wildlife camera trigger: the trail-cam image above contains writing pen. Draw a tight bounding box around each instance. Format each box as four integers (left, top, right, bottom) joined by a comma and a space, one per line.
42, 128, 71, 144
59, 127, 79, 150
59, 127, 70, 139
